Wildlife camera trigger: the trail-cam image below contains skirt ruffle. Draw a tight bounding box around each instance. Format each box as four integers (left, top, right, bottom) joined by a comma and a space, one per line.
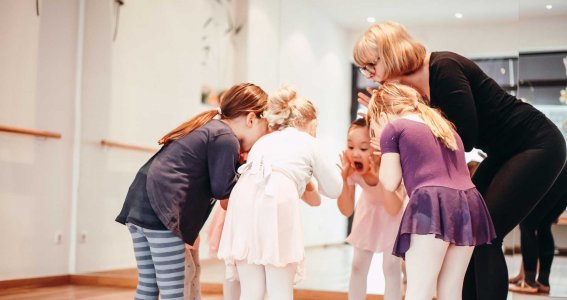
393, 186, 496, 259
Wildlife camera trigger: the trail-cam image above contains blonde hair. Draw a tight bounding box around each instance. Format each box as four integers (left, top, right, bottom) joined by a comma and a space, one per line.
367, 82, 458, 151
159, 83, 267, 145
353, 21, 426, 80
264, 86, 317, 131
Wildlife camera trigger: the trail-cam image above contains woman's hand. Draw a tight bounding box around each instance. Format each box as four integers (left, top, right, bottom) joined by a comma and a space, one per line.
338, 151, 353, 181
357, 87, 375, 108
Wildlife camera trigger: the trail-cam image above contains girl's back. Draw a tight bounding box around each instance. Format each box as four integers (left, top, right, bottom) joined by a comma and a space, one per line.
380, 118, 473, 196
242, 127, 339, 197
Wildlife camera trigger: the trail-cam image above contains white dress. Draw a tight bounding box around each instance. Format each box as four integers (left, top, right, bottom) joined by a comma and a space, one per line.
217, 127, 342, 282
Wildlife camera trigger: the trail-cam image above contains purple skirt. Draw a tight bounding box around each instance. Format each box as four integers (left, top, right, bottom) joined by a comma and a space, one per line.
393, 186, 496, 259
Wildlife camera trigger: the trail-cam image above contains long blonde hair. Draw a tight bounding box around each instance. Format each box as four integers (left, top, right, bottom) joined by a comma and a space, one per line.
367, 82, 457, 151
353, 21, 426, 80
159, 83, 267, 145
264, 86, 317, 131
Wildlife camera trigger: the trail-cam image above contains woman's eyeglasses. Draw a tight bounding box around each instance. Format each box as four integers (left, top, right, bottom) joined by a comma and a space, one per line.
358, 59, 379, 77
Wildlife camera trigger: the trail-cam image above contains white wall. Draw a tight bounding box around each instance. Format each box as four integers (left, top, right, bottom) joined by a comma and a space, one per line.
75, 0, 213, 273
244, 0, 352, 246
278, 0, 351, 246
0, 0, 77, 280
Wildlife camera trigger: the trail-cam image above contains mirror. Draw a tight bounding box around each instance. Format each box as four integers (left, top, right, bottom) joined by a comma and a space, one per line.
66, 0, 567, 298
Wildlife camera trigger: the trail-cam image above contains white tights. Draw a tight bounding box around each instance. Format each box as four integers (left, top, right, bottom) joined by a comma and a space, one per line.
348, 247, 402, 300
222, 277, 241, 300
404, 234, 474, 300
236, 261, 297, 300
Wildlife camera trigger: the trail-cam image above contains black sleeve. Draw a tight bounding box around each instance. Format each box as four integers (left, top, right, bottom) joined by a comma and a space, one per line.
431, 58, 478, 151
207, 133, 239, 199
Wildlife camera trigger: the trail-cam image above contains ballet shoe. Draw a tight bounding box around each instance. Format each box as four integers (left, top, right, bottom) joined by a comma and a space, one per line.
536, 281, 550, 294
509, 280, 538, 294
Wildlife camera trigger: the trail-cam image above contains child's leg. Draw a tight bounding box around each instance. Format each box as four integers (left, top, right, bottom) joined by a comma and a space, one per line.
404, 234, 449, 300
436, 244, 474, 300
184, 248, 202, 299
145, 229, 186, 300
235, 262, 266, 300
382, 251, 402, 300
265, 263, 297, 300
348, 247, 374, 300
223, 278, 241, 300
128, 224, 159, 300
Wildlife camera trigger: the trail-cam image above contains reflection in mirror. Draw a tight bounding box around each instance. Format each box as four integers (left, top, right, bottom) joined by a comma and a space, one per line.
11, 0, 562, 299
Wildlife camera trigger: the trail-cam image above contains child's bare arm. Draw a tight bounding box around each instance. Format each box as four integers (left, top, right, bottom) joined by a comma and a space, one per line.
302, 180, 321, 206
337, 181, 355, 217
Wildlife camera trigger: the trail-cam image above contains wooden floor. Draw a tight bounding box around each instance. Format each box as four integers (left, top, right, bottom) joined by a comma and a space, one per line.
0, 285, 223, 300
2, 245, 566, 300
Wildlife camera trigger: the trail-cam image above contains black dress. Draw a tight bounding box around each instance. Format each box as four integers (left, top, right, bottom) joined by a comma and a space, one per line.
428, 51, 567, 300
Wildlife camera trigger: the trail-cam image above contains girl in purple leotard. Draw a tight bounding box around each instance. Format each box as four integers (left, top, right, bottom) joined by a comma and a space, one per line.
367, 82, 496, 300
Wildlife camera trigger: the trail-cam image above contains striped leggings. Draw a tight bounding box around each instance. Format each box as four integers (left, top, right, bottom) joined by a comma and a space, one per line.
128, 223, 185, 300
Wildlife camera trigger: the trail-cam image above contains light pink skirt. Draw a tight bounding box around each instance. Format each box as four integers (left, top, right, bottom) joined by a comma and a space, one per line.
217, 171, 305, 283
206, 204, 226, 257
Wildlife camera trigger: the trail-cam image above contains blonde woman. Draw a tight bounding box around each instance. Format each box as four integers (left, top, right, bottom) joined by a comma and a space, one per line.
354, 21, 567, 299
217, 87, 342, 300
367, 82, 496, 300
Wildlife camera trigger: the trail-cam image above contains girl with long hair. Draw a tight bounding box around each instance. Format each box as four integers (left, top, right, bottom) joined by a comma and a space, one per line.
367, 82, 496, 300
116, 83, 269, 300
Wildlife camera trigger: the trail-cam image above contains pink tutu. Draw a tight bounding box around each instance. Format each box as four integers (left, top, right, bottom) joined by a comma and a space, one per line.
346, 173, 403, 253
206, 204, 226, 257
217, 171, 305, 283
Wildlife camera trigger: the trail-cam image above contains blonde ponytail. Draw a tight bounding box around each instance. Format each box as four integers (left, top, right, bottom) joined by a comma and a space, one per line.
368, 81, 458, 151
415, 102, 457, 150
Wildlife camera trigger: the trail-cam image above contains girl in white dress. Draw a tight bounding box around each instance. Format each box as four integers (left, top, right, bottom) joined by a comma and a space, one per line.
217, 86, 342, 300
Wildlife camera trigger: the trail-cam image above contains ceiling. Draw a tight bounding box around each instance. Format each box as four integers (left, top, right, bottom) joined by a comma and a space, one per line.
305, 0, 567, 31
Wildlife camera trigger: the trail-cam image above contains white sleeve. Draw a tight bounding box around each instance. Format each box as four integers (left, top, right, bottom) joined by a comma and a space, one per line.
311, 142, 343, 199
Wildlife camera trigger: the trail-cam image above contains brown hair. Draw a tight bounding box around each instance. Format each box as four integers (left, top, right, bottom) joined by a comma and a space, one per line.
349, 118, 368, 132
353, 21, 426, 80
367, 82, 457, 150
264, 86, 317, 131
159, 83, 268, 145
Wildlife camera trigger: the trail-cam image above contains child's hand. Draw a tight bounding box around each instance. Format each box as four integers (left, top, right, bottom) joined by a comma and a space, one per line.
363, 155, 379, 186
305, 180, 316, 192
338, 151, 353, 181
239, 152, 248, 165
185, 236, 200, 251
370, 137, 382, 156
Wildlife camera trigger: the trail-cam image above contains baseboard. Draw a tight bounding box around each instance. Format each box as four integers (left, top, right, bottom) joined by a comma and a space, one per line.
504, 246, 567, 256
293, 288, 383, 300
0, 275, 70, 289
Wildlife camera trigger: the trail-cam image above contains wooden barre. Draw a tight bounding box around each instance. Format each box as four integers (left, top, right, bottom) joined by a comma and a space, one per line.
0, 125, 61, 139
100, 139, 158, 153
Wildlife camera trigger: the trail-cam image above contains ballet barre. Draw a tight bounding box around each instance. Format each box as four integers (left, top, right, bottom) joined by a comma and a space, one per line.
100, 139, 158, 153
0, 125, 61, 139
